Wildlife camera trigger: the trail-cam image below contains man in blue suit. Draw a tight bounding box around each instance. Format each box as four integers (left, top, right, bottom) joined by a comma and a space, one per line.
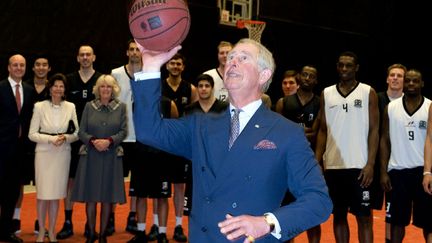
0, 54, 35, 243
132, 39, 332, 242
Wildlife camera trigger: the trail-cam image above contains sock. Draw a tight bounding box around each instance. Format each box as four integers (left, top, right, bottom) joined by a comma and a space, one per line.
65, 210, 72, 223
13, 208, 21, 219
159, 226, 167, 233
153, 214, 159, 226
386, 239, 391, 243
175, 216, 182, 226
137, 223, 146, 232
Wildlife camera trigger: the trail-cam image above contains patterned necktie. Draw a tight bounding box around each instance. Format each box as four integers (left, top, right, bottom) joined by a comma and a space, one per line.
15, 84, 22, 137
229, 108, 241, 149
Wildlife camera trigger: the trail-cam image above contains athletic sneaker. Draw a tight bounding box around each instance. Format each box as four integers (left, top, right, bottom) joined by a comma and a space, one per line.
173, 225, 187, 242
147, 224, 159, 241
127, 231, 147, 243
157, 233, 169, 243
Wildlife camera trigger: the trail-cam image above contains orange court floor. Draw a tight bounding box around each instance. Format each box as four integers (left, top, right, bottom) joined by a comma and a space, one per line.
13, 181, 423, 243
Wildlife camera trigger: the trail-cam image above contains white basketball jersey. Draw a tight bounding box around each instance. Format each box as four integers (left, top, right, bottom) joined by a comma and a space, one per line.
204, 68, 229, 102
387, 97, 431, 170
111, 66, 136, 142
323, 82, 370, 169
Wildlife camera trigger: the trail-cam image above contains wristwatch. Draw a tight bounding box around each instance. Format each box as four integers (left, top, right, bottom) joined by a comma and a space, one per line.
263, 213, 276, 233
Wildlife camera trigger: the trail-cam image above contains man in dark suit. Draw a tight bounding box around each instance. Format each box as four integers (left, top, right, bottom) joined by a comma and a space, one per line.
131, 39, 332, 242
0, 54, 35, 243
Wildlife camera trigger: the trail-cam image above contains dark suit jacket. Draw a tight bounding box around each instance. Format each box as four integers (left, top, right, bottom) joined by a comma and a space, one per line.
0, 79, 35, 177
132, 78, 332, 242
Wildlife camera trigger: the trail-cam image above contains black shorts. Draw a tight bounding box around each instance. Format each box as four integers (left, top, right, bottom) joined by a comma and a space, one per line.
69, 141, 82, 178
121, 142, 139, 177
168, 155, 191, 184
385, 167, 432, 231
129, 143, 172, 198
370, 159, 384, 210
324, 169, 372, 217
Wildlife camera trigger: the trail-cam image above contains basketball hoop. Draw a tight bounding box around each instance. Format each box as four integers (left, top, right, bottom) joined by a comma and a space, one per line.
236, 20, 266, 43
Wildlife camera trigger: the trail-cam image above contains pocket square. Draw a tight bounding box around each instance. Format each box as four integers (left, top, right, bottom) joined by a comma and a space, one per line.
253, 139, 277, 150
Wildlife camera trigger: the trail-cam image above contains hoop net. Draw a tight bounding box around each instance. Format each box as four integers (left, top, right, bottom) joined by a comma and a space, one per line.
237, 20, 266, 43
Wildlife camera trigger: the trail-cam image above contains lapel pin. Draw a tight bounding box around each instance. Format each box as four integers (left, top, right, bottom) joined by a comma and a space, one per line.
255, 124, 260, 128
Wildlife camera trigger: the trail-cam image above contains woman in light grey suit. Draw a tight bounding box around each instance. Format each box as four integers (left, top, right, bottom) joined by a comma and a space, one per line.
29, 73, 79, 242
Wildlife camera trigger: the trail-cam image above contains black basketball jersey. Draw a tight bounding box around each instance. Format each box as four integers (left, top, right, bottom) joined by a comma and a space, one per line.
281, 94, 320, 128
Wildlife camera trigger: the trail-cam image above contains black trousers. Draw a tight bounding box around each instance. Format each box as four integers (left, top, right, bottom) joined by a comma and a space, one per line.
0, 139, 26, 236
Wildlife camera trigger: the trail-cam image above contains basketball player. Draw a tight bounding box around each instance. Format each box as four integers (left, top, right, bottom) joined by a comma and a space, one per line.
161, 53, 197, 242
375, 63, 406, 243
316, 51, 379, 243
380, 69, 432, 242
184, 74, 228, 114
203, 41, 233, 102
276, 65, 321, 243
57, 45, 102, 239
111, 39, 143, 235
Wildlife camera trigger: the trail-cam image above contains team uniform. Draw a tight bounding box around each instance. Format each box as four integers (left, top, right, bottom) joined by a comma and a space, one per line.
161, 79, 192, 184
111, 65, 138, 177
184, 99, 228, 115
279, 93, 320, 205
385, 96, 432, 230
129, 97, 174, 199
203, 68, 228, 102
66, 71, 101, 178
323, 82, 372, 216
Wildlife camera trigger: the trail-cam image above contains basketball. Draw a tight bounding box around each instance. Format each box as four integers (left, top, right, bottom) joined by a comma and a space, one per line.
128, 0, 191, 52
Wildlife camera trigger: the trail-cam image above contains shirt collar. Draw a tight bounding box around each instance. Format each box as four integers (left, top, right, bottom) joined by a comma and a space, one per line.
229, 99, 262, 117
91, 98, 121, 111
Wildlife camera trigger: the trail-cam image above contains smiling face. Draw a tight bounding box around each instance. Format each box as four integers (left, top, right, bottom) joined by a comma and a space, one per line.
50, 80, 65, 101
33, 58, 51, 80
387, 67, 405, 92
281, 76, 298, 96
8, 55, 26, 82
99, 82, 113, 102
166, 58, 184, 77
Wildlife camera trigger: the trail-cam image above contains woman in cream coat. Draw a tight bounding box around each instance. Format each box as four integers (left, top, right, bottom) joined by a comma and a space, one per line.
29, 73, 79, 242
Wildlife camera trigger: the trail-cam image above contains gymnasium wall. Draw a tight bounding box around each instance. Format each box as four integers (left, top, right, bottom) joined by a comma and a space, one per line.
0, 0, 430, 100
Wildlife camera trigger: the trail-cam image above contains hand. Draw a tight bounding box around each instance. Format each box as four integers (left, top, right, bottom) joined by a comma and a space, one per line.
53, 135, 66, 146
423, 174, 432, 195
218, 214, 270, 243
135, 40, 182, 72
380, 172, 392, 192
358, 164, 373, 188
92, 139, 110, 152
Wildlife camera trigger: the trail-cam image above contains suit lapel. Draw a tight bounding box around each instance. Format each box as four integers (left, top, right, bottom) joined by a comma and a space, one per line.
208, 105, 277, 193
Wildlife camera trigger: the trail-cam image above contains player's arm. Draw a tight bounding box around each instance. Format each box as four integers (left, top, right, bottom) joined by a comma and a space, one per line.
314, 91, 326, 168
191, 84, 199, 103
306, 108, 321, 144
423, 103, 432, 195
275, 97, 283, 114
379, 105, 392, 192
359, 88, 379, 187
170, 100, 179, 119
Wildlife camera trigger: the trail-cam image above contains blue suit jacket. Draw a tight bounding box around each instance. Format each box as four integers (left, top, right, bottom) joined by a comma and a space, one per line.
132, 78, 332, 242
